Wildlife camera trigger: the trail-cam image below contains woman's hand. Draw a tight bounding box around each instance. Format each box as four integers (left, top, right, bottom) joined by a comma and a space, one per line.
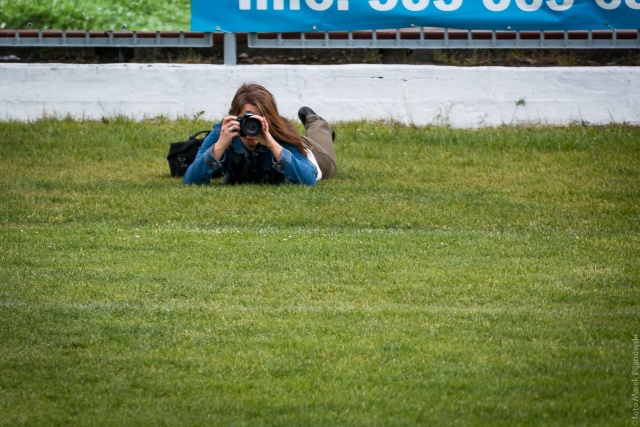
246, 115, 283, 161
212, 115, 240, 160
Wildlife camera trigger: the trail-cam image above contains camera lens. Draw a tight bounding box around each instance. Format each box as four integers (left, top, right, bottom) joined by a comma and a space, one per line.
241, 117, 262, 137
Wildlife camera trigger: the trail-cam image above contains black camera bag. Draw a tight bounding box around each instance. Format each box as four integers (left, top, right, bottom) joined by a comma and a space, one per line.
167, 130, 210, 177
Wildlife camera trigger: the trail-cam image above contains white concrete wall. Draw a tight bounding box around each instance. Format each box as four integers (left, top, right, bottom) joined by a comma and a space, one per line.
1, 63, 639, 127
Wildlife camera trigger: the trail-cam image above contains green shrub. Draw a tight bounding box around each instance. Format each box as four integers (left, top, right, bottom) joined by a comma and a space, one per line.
0, 0, 190, 30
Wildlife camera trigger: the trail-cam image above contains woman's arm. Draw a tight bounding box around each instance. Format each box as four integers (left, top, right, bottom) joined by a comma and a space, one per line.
250, 115, 317, 186
183, 123, 222, 185
274, 144, 317, 186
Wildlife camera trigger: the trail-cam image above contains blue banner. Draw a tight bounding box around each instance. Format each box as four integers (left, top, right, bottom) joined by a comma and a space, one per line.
191, 0, 640, 32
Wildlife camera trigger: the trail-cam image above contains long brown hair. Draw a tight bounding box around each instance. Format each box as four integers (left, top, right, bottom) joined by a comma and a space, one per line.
229, 83, 307, 156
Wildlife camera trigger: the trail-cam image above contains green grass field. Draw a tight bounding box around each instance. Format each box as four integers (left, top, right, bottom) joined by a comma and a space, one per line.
1, 118, 638, 426
0, 0, 190, 31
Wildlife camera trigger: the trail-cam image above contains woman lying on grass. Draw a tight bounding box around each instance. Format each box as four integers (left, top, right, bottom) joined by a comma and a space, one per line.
183, 83, 336, 186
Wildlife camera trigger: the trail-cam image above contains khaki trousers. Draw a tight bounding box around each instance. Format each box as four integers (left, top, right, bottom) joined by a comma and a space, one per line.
301, 114, 337, 179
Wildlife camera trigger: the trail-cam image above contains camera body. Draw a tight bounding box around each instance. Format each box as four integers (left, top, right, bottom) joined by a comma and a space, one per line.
236, 111, 262, 137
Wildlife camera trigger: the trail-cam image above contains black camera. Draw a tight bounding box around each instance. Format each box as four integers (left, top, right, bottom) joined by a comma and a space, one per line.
236, 111, 262, 137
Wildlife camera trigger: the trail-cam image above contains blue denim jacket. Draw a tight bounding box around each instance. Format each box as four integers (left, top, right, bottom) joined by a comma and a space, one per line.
183, 122, 317, 186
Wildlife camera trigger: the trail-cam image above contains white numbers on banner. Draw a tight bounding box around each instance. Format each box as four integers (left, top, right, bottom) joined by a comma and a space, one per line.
369, 0, 398, 11
515, 0, 542, 11
434, 0, 463, 11
240, 0, 638, 11
403, 0, 430, 12
626, 0, 640, 10
483, 0, 510, 12
546, 0, 573, 12
485, 0, 574, 11
595, 0, 620, 9
368, 0, 462, 11
595, 0, 640, 8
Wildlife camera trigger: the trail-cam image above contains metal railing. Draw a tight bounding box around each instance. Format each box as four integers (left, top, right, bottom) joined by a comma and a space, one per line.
1, 28, 638, 65
0, 30, 214, 48
248, 28, 640, 49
